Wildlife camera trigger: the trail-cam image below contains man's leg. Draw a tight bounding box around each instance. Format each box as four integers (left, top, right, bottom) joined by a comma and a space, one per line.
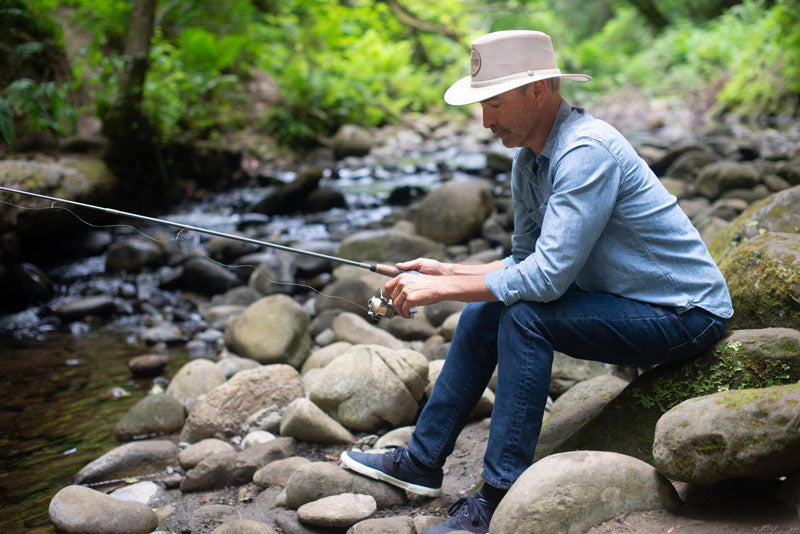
481, 291, 727, 488
341, 301, 503, 498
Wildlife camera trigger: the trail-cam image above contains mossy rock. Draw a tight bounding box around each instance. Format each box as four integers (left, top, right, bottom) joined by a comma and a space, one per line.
709, 184, 800, 263
533, 328, 800, 465
720, 232, 800, 330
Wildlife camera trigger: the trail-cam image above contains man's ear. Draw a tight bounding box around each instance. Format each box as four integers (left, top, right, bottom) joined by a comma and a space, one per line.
529, 80, 547, 104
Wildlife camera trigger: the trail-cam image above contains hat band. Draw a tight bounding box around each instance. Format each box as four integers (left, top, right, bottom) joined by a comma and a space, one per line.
471, 68, 562, 88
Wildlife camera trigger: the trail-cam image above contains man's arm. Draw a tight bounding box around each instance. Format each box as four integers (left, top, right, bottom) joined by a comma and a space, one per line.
385, 258, 505, 317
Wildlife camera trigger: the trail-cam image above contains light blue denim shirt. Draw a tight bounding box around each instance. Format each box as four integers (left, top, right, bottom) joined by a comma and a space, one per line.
484, 100, 733, 319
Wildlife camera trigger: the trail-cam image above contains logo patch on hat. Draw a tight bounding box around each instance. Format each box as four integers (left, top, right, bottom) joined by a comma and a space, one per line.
470, 49, 481, 77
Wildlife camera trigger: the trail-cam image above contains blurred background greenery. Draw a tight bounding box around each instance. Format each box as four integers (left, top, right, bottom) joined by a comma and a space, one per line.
1, 0, 798, 153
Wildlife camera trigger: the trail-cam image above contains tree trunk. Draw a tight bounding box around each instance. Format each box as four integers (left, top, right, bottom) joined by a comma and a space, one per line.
625, 0, 669, 30
103, 0, 161, 186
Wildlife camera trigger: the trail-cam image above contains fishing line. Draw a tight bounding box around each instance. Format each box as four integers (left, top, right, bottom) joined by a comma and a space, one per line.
0, 197, 371, 313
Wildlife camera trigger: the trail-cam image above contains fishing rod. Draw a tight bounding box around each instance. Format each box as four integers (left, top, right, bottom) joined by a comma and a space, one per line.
0, 185, 414, 320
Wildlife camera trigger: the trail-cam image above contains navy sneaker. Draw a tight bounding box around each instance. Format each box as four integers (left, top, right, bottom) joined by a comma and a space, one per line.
340, 446, 443, 497
421, 496, 495, 534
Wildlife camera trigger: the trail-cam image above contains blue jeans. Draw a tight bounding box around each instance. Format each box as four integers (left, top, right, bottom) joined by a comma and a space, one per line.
407, 289, 728, 489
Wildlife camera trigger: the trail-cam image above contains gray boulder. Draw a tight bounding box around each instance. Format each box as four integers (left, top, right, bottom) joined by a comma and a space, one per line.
74, 440, 178, 484
181, 437, 297, 492
166, 358, 227, 412
490, 451, 679, 533
109, 481, 163, 506
696, 160, 760, 199
211, 520, 277, 534
49, 485, 158, 534
225, 295, 311, 368
106, 238, 163, 272
285, 461, 406, 510
550, 351, 613, 397
178, 438, 236, 469
297, 493, 376, 528
653, 383, 800, 485
348, 516, 415, 534
54, 295, 116, 322
336, 229, 444, 264
180, 364, 304, 443
301, 342, 353, 374
112, 394, 185, 441
332, 124, 374, 159
176, 256, 240, 296
332, 312, 405, 349
253, 456, 311, 488
309, 344, 428, 432
416, 180, 494, 245
314, 276, 373, 316
280, 398, 355, 444
533, 328, 800, 465
536, 374, 628, 458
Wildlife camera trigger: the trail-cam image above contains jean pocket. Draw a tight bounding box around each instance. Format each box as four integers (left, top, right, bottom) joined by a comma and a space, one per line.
664, 310, 724, 363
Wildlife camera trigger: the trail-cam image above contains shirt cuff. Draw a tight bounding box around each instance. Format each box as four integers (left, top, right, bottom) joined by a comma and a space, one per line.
485, 266, 521, 306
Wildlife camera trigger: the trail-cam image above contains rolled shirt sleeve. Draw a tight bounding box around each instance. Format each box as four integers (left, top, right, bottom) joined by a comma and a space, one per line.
485, 139, 621, 305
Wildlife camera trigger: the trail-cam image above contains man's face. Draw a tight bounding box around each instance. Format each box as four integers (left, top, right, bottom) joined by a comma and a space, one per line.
480, 84, 540, 148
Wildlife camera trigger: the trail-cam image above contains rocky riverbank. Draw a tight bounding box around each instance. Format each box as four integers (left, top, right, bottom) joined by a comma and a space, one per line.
3, 109, 800, 533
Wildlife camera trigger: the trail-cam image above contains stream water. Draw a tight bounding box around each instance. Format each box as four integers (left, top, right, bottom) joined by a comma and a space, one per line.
0, 141, 488, 531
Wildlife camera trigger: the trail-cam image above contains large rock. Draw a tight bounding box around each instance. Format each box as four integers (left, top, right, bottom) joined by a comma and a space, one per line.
176, 256, 241, 296
709, 184, 800, 262
415, 180, 494, 245
181, 437, 297, 492
180, 364, 304, 443
285, 461, 406, 510
54, 295, 116, 322
719, 232, 800, 330
533, 328, 800, 465
279, 398, 354, 444
112, 394, 185, 441
253, 456, 311, 488
106, 238, 164, 272
336, 229, 444, 264
314, 276, 373, 316
74, 440, 178, 484
211, 520, 277, 534
225, 295, 311, 368
308, 344, 428, 432
490, 451, 679, 533
332, 124, 374, 159
297, 493, 376, 528
536, 374, 628, 456
49, 485, 158, 534
251, 167, 324, 215
179, 438, 236, 469
696, 161, 760, 199
653, 383, 800, 485
332, 312, 405, 349
550, 351, 613, 397
166, 358, 227, 412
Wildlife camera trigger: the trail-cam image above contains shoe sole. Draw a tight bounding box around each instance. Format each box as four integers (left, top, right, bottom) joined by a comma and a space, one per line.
339, 451, 442, 498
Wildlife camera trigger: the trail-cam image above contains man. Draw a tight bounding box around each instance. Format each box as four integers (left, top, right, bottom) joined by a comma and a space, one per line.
341, 30, 732, 534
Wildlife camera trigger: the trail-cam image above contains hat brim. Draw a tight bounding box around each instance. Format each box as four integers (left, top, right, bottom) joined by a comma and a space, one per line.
444, 72, 591, 106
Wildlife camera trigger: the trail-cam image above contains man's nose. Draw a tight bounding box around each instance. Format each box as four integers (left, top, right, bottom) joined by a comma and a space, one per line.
481, 105, 493, 130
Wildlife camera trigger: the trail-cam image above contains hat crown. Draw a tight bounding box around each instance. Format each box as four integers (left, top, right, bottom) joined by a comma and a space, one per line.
470, 30, 559, 84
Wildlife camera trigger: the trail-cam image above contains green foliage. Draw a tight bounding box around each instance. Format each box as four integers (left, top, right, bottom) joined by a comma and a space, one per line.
2, 78, 78, 142
717, 0, 800, 116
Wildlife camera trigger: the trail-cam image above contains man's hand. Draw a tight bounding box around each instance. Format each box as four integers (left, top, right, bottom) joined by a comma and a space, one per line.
385, 257, 502, 318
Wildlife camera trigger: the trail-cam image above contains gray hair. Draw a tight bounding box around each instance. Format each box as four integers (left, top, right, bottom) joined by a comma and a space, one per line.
517, 77, 562, 96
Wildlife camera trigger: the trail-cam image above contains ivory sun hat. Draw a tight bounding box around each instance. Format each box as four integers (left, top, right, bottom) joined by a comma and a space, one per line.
444, 30, 591, 106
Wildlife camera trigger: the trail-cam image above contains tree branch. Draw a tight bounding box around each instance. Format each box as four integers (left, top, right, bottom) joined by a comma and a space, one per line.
380, 0, 464, 44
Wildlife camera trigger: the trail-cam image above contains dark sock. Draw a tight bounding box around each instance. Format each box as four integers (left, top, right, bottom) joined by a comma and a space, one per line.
406, 450, 439, 472
476, 483, 507, 508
